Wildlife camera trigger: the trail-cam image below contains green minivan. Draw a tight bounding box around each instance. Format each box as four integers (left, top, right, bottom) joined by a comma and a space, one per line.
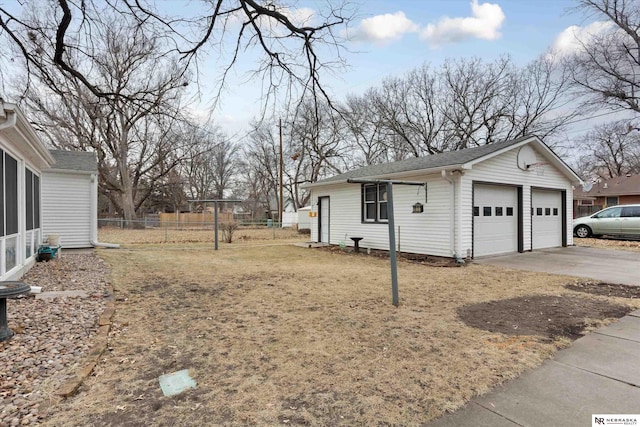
573, 204, 640, 238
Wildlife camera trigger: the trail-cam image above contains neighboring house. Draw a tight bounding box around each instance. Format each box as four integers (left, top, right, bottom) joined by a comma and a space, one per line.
297, 206, 311, 231
0, 103, 56, 281
281, 198, 298, 227
41, 150, 99, 248
303, 135, 581, 259
573, 174, 640, 218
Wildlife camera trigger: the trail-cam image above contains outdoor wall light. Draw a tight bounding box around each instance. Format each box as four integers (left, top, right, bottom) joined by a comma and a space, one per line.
412, 202, 424, 214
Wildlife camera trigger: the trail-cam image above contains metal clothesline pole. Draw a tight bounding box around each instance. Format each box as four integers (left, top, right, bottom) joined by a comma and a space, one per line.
188, 199, 242, 250
346, 178, 426, 306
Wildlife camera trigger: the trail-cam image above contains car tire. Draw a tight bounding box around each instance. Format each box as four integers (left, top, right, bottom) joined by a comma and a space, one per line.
574, 225, 592, 238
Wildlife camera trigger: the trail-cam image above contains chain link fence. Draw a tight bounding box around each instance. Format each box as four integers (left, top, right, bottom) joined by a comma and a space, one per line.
97, 216, 303, 245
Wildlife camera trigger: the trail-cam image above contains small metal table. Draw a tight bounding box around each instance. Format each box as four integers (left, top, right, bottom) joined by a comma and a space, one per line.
0, 281, 31, 341
350, 237, 364, 253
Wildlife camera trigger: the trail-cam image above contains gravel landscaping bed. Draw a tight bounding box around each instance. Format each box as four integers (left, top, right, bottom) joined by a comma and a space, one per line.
0, 251, 111, 426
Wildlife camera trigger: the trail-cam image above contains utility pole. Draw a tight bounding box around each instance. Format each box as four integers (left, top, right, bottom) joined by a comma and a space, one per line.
279, 118, 283, 227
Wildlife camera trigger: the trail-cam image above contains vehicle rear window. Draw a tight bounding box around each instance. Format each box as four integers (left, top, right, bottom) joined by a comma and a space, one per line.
621, 206, 640, 218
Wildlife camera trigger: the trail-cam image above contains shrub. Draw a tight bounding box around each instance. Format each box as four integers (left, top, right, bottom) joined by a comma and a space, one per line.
220, 222, 239, 243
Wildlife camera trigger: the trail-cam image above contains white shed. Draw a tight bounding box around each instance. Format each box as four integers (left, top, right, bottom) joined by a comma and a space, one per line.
297, 206, 311, 231
41, 150, 98, 249
0, 103, 55, 280
303, 135, 582, 259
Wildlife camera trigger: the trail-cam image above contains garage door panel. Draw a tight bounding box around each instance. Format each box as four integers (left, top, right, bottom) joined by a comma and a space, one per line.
532, 190, 562, 249
474, 185, 518, 257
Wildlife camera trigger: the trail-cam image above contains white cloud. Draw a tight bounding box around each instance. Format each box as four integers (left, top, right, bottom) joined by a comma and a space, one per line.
349, 11, 419, 45
549, 21, 614, 58
420, 0, 505, 47
288, 7, 315, 27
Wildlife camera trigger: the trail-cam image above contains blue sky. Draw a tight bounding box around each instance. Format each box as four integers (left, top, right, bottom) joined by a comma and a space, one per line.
200, 0, 601, 135
0, 0, 604, 137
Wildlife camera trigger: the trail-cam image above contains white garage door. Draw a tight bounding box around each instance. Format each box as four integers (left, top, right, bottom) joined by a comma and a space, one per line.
474, 184, 518, 257
532, 189, 562, 249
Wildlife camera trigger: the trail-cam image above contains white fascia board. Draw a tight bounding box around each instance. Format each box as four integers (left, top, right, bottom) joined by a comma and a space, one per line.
1, 104, 55, 168
302, 165, 463, 189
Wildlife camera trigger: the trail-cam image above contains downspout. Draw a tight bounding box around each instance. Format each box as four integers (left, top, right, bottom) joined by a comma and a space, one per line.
90, 173, 120, 249
441, 170, 464, 264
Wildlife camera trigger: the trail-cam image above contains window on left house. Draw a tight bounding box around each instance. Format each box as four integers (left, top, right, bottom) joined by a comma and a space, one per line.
25, 169, 40, 230
5, 152, 18, 235
362, 183, 388, 223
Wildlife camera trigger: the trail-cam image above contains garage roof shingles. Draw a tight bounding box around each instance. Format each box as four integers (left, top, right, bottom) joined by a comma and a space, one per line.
315, 135, 533, 184
48, 150, 97, 173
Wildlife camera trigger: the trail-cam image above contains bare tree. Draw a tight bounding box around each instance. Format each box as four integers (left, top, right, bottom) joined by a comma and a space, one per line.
502, 54, 578, 141
359, 56, 575, 157
22, 19, 194, 222
0, 0, 352, 109
574, 119, 640, 179
240, 121, 280, 218
341, 92, 392, 166
181, 124, 237, 203
566, 0, 640, 114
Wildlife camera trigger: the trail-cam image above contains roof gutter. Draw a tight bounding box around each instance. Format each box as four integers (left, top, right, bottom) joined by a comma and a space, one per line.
0, 108, 17, 131
303, 164, 464, 189
0, 104, 56, 167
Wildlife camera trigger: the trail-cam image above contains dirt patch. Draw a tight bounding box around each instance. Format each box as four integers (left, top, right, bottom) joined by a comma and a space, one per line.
458, 295, 631, 339
566, 281, 640, 299
321, 245, 460, 267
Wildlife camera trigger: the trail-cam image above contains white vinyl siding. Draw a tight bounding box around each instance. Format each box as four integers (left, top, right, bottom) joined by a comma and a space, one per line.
308, 140, 575, 259
310, 174, 453, 257
41, 172, 93, 248
460, 146, 573, 255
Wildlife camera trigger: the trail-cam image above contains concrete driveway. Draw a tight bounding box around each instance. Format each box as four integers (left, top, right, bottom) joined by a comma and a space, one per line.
476, 246, 640, 286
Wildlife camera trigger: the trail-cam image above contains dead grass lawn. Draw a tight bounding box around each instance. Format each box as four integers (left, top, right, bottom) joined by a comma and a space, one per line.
99, 226, 305, 245
41, 244, 640, 426
574, 237, 640, 252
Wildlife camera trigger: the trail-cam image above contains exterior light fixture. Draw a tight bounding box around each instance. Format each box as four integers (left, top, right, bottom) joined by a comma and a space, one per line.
412, 202, 424, 214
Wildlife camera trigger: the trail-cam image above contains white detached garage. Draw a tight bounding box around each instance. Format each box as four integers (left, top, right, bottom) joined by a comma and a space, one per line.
303, 135, 581, 259
41, 150, 98, 248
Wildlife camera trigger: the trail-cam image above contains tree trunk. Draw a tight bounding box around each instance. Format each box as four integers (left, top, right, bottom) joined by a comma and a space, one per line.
121, 188, 140, 228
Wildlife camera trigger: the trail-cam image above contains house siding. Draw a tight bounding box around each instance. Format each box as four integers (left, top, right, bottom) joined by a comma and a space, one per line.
0, 107, 54, 281
310, 174, 454, 257
459, 146, 574, 255
308, 139, 576, 259
42, 172, 93, 248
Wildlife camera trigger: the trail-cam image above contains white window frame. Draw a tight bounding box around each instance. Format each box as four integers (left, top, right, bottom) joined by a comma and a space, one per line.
362, 183, 388, 223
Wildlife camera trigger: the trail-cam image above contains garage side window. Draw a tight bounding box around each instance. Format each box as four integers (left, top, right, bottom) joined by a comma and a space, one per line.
362, 184, 388, 223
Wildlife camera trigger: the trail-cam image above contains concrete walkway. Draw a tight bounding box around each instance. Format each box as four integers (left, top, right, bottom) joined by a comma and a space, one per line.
476, 246, 640, 286
428, 310, 640, 426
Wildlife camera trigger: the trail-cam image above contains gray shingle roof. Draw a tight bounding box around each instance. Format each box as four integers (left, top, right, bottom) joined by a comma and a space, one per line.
315, 135, 535, 184
48, 150, 97, 172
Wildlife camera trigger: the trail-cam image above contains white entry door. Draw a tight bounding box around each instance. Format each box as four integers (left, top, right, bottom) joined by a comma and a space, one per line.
319, 197, 329, 243
474, 184, 518, 257
532, 189, 562, 249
